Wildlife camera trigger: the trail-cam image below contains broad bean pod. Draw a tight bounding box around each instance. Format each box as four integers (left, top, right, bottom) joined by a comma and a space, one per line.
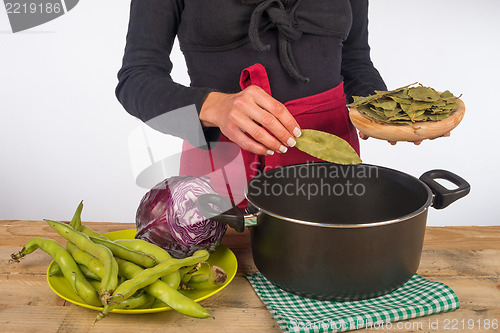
79, 264, 101, 281
66, 241, 105, 279
66, 243, 211, 319
96, 250, 210, 321
88, 279, 155, 310
89, 236, 156, 268
80, 224, 109, 240
114, 290, 155, 310
69, 200, 84, 231
10, 237, 101, 307
114, 239, 181, 289
48, 262, 62, 276
68, 201, 108, 240
45, 219, 118, 304
114, 257, 211, 318
48, 202, 106, 277
182, 263, 226, 290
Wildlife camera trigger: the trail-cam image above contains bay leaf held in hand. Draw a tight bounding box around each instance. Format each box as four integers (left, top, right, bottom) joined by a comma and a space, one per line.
295, 129, 362, 165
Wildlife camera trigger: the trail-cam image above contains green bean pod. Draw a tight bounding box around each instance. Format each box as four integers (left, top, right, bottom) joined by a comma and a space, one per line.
179, 264, 199, 284
69, 250, 210, 319
87, 280, 155, 310
10, 237, 101, 307
48, 262, 62, 276
45, 219, 118, 304
89, 236, 156, 268
115, 291, 155, 310
114, 239, 181, 289
138, 294, 157, 309
79, 264, 102, 281
69, 201, 84, 231
109, 250, 208, 306
80, 224, 109, 240
115, 257, 211, 318
67, 201, 109, 240
96, 250, 210, 321
186, 273, 226, 290
66, 241, 106, 280
182, 263, 227, 290
152, 298, 168, 308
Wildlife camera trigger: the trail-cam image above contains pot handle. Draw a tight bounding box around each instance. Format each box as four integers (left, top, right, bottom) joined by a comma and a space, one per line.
419, 169, 470, 209
197, 194, 245, 232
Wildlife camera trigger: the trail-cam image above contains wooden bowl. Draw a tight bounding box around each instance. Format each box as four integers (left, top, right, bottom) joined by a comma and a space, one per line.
348, 98, 465, 142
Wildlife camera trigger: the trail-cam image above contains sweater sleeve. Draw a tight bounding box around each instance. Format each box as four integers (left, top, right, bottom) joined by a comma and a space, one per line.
115, 0, 221, 146
341, 0, 387, 103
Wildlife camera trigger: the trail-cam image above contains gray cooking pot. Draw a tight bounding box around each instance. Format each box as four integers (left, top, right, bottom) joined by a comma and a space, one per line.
197, 163, 470, 301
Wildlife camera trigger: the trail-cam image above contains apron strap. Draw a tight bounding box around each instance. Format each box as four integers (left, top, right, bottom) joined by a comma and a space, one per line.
239, 63, 272, 95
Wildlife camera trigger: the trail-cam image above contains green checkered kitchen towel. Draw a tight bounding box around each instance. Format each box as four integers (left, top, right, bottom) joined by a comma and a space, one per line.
245, 273, 459, 333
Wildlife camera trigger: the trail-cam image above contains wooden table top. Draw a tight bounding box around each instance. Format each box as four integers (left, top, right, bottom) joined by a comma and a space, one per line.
0, 220, 499, 333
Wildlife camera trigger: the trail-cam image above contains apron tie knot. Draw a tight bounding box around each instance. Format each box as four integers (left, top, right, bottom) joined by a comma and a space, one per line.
248, 0, 309, 83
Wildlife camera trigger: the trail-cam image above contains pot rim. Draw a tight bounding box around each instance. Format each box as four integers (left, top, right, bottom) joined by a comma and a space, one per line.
244, 162, 434, 228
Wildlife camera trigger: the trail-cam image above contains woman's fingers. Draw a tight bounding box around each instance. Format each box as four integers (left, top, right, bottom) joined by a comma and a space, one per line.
228, 87, 296, 153
242, 120, 289, 153
247, 86, 301, 145
227, 107, 288, 154
200, 87, 302, 155
223, 125, 273, 155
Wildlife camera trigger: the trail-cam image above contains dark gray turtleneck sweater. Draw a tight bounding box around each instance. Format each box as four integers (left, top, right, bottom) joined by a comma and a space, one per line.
115, 0, 386, 144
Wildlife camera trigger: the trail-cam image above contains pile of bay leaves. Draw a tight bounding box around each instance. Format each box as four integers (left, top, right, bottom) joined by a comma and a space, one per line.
347, 83, 461, 126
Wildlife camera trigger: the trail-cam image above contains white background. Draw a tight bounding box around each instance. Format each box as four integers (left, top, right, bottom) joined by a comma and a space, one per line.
0, 0, 498, 225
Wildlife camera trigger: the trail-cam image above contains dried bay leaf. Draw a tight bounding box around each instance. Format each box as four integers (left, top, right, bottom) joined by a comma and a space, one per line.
400, 103, 411, 113
409, 100, 435, 112
444, 101, 460, 109
349, 94, 379, 107
350, 83, 461, 126
391, 90, 412, 99
432, 100, 447, 107
371, 98, 398, 110
359, 105, 386, 121
440, 90, 456, 100
408, 86, 441, 102
389, 95, 413, 105
374, 84, 411, 96
390, 112, 412, 120
384, 106, 402, 118
295, 129, 362, 165
410, 110, 427, 121
370, 105, 387, 115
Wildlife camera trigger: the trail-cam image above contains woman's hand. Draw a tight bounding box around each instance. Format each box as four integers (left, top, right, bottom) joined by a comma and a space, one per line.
199, 86, 302, 155
358, 131, 451, 145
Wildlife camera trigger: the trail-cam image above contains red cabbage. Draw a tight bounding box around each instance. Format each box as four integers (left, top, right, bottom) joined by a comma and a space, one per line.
135, 176, 226, 258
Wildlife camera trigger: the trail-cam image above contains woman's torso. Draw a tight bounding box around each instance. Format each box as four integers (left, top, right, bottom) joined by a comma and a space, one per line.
177, 0, 354, 102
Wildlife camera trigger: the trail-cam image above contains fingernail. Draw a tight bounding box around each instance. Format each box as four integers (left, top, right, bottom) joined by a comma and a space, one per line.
279, 145, 288, 153
293, 127, 302, 137
286, 137, 296, 147
266, 150, 275, 155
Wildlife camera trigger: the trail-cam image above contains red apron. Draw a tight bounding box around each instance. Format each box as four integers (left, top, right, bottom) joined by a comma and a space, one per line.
179, 63, 359, 208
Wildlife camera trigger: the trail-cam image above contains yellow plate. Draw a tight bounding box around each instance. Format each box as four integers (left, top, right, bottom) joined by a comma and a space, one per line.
46, 229, 237, 314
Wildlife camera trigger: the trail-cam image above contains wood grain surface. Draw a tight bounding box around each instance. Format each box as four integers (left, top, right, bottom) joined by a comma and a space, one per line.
1, 220, 499, 333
